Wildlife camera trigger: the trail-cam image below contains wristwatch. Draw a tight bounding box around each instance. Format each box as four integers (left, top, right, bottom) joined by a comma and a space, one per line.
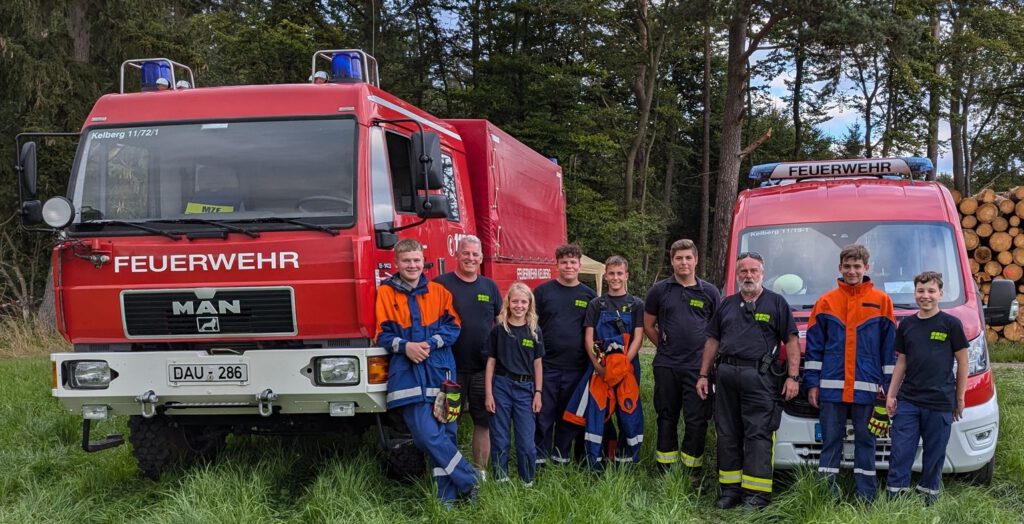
787, 375, 801, 383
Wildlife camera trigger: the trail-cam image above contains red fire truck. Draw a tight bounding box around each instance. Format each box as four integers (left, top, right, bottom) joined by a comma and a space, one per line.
15, 50, 567, 479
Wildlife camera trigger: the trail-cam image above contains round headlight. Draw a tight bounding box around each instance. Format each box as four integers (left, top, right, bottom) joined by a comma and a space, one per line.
42, 197, 75, 229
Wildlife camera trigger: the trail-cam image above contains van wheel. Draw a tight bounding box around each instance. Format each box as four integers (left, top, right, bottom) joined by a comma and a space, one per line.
965, 458, 995, 486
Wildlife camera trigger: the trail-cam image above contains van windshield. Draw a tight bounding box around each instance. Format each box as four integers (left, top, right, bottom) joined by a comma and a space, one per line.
738, 221, 965, 309
69, 119, 357, 226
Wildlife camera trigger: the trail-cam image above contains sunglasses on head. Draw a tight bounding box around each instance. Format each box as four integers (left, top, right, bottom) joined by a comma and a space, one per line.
737, 251, 764, 262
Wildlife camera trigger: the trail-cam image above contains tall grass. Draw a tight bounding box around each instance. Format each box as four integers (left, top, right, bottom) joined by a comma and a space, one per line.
0, 316, 69, 358
1, 357, 1023, 523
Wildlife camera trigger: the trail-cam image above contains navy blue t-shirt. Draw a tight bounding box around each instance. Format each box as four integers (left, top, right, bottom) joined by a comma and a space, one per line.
488, 323, 546, 377
895, 311, 969, 411
534, 280, 596, 370
434, 272, 502, 373
707, 289, 797, 361
583, 294, 643, 332
645, 277, 722, 369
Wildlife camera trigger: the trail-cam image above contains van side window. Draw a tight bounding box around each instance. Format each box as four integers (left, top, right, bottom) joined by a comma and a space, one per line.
441, 154, 460, 222
385, 132, 415, 213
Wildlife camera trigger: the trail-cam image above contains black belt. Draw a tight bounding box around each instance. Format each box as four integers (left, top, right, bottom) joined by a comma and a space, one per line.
719, 355, 760, 368
495, 369, 534, 382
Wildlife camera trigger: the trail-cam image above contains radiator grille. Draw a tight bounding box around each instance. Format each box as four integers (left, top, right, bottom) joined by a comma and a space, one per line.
121, 287, 295, 338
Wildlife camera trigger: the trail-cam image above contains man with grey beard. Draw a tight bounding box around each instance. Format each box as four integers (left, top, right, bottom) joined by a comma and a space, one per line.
695, 252, 800, 511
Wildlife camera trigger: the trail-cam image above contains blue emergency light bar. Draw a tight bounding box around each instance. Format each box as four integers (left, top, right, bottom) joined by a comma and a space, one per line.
749, 157, 934, 181
119, 58, 196, 93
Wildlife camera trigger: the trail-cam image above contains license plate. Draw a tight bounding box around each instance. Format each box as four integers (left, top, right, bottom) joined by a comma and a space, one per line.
814, 422, 822, 442
168, 363, 248, 384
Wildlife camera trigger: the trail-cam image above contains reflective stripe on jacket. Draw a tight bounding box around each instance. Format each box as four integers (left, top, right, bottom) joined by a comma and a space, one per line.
804, 277, 896, 405
375, 274, 461, 410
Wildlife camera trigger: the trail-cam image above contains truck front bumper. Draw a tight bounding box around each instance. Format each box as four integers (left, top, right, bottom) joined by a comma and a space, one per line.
773, 390, 999, 474
52, 348, 389, 418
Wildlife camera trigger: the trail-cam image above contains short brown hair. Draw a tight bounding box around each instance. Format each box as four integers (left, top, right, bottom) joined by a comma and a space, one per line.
395, 238, 424, 256
670, 239, 698, 259
839, 244, 870, 265
914, 271, 943, 289
604, 255, 628, 270
555, 243, 582, 260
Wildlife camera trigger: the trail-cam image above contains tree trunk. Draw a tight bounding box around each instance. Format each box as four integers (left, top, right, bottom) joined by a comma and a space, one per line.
926, 10, 940, 179
791, 34, 804, 160
69, 0, 91, 63
950, 91, 966, 194
709, 7, 750, 285
623, 1, 663, 211
699, 18, 712, 276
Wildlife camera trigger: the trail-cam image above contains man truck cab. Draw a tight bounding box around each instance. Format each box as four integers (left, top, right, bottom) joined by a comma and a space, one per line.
725, 157, 1016, 484
15, 50, 567, 479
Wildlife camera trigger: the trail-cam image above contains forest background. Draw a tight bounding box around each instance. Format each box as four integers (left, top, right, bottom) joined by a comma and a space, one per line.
2, 0, 1024, 317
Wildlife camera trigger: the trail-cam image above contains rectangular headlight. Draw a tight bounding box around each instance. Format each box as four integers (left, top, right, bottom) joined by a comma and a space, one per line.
317, 357, 359, 385
69, 361, 111, 389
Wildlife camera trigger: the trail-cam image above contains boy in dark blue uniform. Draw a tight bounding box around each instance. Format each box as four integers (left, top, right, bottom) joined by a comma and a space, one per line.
565, 255, 644, 469
885, 271, 969, 505
533, 244, 597, 465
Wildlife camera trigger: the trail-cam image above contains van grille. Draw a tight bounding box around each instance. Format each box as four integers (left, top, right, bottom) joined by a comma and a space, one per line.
121, 287, 296, 338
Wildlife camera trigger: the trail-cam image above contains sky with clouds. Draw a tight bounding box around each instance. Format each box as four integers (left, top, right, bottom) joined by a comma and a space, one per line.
752, 51, 953, 174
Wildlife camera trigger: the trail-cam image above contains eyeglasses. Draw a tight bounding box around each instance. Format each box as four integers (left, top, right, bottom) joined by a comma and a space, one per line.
737, 251, 764, 262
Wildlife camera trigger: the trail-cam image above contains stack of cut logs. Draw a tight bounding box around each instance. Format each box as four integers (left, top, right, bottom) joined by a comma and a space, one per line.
957, 186, 1024, 344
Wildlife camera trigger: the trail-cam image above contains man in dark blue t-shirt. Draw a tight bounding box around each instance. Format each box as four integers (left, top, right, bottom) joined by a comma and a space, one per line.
533, 243, 596, 465
696, 252, 800, 510
885, 271, 969, 504
644, 238, 721, 475
435, 235, 502, 476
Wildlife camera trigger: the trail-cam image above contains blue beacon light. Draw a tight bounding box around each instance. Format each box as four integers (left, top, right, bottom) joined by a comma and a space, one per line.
331, 53, 363, 82
140, 61, 171, 90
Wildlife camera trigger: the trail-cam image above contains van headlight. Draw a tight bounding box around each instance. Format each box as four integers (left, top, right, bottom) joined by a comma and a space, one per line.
69, 361, 112, 389
316, 357, 359, 385
957, 335, 989, 376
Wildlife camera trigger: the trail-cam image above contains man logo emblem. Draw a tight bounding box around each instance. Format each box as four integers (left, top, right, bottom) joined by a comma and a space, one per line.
197, 317, 220, 333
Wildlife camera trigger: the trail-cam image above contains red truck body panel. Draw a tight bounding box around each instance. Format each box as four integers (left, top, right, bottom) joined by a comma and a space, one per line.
56, 82, 564, 347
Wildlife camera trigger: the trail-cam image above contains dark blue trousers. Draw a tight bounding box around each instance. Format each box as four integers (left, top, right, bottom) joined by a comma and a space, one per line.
490, 375, 537, 482
535, 366, 585, 464
402, 403, 478, 502
818, 401, 877, 501
887, 399, 952, 498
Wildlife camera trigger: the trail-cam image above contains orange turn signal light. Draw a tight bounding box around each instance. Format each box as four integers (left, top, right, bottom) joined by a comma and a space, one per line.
368, 355, 389, 384
51, 361, 58, 389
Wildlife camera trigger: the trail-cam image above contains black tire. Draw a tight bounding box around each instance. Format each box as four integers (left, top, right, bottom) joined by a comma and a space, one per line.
965, 457, 995, 486
128, 415, 190, 480
383, 436, 427, 483
128, 416, 228, 480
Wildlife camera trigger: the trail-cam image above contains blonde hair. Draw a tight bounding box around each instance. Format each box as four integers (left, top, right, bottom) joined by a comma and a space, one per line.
498, 282, 539, 336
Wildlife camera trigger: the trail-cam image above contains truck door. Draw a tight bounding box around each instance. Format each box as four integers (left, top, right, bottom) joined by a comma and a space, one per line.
369, 126, 455, 282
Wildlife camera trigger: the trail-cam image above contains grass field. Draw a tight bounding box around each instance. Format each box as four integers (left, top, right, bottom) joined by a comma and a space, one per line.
991, 341, 1024, 363
2, 354, 1023, 524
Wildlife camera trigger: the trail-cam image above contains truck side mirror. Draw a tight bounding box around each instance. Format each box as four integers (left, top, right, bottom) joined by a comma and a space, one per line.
415, 194, 449, 219
984, 279, 1018, 326
374, 222, 398, 250
410, 131, 443, 190
19, 141, 38, 198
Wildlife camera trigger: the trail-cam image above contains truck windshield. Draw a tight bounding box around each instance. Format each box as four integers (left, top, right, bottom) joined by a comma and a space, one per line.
70, 119, 357, 226
738, 221, 965, 309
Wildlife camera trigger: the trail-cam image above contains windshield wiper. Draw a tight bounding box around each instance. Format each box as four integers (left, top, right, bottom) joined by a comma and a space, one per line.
152, 219, 260, 238
243, 217, 339, 236
893, 303, 919, 310
82, 220, 182, 240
